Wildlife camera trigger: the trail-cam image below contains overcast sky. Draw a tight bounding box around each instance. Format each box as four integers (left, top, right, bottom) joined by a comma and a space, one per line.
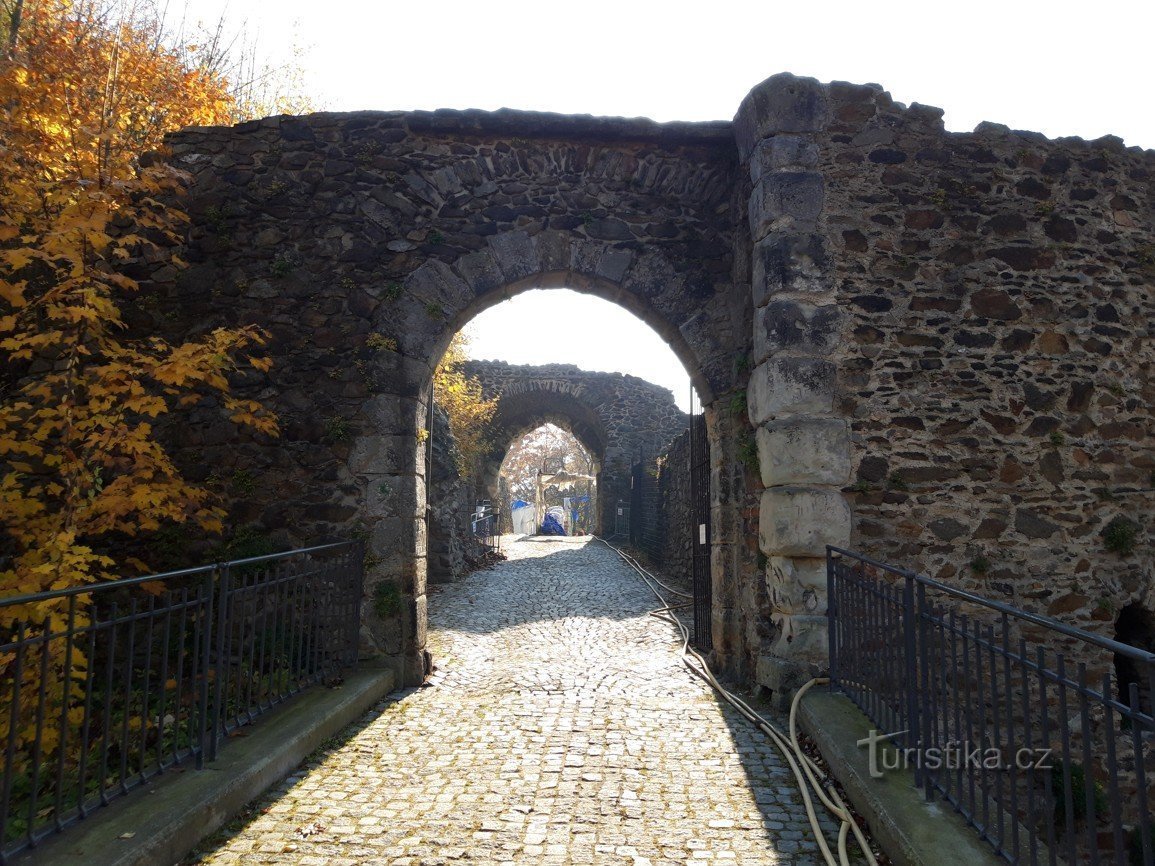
193, 1, 1153, 411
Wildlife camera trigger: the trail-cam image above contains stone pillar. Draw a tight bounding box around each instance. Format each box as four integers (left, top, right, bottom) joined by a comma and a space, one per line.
734, 74, 852, 700
351, 389, 431, 687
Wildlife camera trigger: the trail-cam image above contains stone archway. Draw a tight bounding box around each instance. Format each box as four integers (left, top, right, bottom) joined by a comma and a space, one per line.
158, 88, 859, 690
460, 360, 688, 535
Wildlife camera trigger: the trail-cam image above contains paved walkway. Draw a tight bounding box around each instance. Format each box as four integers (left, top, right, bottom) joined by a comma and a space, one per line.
192, 537, 828, 865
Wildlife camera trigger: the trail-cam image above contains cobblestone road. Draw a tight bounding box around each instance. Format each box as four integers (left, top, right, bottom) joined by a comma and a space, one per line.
192, 537, 829, 865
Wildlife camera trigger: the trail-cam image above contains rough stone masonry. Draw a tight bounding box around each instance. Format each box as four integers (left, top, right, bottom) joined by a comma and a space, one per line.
145, 72, 1153, 699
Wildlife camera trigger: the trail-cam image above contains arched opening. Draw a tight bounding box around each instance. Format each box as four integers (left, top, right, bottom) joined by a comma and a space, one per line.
499, 423, 597, 536
337, 221, 761, 687
401, 277, 716, 683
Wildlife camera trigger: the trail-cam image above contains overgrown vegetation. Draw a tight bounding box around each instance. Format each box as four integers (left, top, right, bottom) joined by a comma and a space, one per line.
1102, 516, 1140, 556
0, 0, 310, 826
433, 333, 497, 480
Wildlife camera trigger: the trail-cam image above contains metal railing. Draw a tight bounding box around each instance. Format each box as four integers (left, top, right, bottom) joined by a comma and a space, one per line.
471, 503, 500, 554
827, 546, 1155, 866
0, 541, 363, 863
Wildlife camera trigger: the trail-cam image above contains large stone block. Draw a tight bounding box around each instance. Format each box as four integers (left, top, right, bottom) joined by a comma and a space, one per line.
453, 248, 505, 296
487, 230, 538, 282
766, 613, 829, 662
753, 299, 842, 363
747, 357, 836, 425
756, 418, 850, 487
766, 556, 828, 616
748, 172, 824, 240
348, 434, 422, 476
404, 258, 472, 312
759, 486, 851, 557
750, 135, 819, 183
751, 232, 829, 307
734, 73, 830, 161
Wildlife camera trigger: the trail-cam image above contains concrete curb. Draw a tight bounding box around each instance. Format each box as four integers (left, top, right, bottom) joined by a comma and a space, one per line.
797, 687, 1004, 866
17, 667, 397, 866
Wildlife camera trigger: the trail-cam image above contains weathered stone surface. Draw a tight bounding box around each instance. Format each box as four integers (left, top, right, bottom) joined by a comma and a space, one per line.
748, 356, 837, 424
750, 135, 820, 182
756, 418, 851, 487
754, 299, 842, 362
748, 171, 824, 239
766, 555, 828, 618
759, 487, 851, 557
751, 232, 828, 306
734, 72, 829, 160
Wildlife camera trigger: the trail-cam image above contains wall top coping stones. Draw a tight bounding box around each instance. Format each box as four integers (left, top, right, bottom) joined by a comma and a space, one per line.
463, 360, 684, 408
166, 107, 736, 148
162, 73, 1155, 163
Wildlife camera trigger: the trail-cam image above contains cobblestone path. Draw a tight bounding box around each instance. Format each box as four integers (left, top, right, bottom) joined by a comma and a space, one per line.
193, 537, 829, 865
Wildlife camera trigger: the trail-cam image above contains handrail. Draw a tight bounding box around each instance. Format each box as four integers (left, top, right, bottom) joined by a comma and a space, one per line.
827, 545, 1155, 663
0, 541, 356, 609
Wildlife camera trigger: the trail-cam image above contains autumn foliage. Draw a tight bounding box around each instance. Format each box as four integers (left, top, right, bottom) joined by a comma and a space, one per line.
434, 333, 497, 481
0, 0, 278, 604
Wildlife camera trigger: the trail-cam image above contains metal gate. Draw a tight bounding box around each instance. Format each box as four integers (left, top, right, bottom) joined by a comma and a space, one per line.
629, 459, 662, 560
689, 411, 711, 649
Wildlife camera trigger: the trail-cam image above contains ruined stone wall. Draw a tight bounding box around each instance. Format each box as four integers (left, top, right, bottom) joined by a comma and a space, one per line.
463, 360, 687, 529
427, 405, 472, 583
820, 83, 1155, 639
737, 73, 1154, 700
155, 109, 744, 682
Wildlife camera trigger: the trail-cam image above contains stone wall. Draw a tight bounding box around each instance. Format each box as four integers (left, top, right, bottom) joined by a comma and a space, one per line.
154, 109, 750, 683
147, 71, 1153, 695
657, 426, 693, 582
737, 73, 1155, 697
427, 404, 472, 583
464, 360, 687, 532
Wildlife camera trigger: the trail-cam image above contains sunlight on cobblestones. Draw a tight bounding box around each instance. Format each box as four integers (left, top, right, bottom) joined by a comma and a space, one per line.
190, 536, 829, 865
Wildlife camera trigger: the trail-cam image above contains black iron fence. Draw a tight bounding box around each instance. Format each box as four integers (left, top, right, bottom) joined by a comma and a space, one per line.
827, 546, 1155, 866
0, 541, 363, 863
471, 502, 500, 554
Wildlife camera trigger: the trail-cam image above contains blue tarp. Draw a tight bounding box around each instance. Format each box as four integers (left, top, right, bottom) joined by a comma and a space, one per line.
540, 514, 566, 535
511, 499, 530, 510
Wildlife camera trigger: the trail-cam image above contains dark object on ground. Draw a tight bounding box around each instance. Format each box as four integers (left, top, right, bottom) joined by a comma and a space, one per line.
540, 514, 566, 535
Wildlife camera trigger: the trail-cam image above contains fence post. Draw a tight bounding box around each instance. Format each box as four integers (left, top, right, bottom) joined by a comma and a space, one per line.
196, 568, 215, 770
208, 562, 232, 763
916, 579, 933, 800
902, 573, 921, 787
826, 547, 837, 690
351, 541, 365, 670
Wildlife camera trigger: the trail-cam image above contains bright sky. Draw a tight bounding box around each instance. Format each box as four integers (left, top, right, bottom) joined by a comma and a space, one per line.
463, 291, 693, 410
195, 0, 1153, 413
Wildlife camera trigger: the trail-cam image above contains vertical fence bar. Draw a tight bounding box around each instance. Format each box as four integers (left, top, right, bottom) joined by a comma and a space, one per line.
902, 574, 920, 788
76, 623, 98, 818
916, 581, 932, 798
27, 625, 51, 846
1130, 681, 1152, 866
827, 550, 837, 690
1056, 654, 1077, 866
1, 622, 27, 851
1020, 638, 1039, 866
210, 563, 231, 762
53, 595, 79, 830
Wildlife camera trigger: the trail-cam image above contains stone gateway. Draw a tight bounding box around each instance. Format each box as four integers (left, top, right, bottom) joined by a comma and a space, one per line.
150, 73, 1154, 699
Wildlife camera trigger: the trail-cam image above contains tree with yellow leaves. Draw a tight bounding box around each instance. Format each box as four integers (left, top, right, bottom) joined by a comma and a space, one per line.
0, 0, 278, 602
434, 333, 497, 483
